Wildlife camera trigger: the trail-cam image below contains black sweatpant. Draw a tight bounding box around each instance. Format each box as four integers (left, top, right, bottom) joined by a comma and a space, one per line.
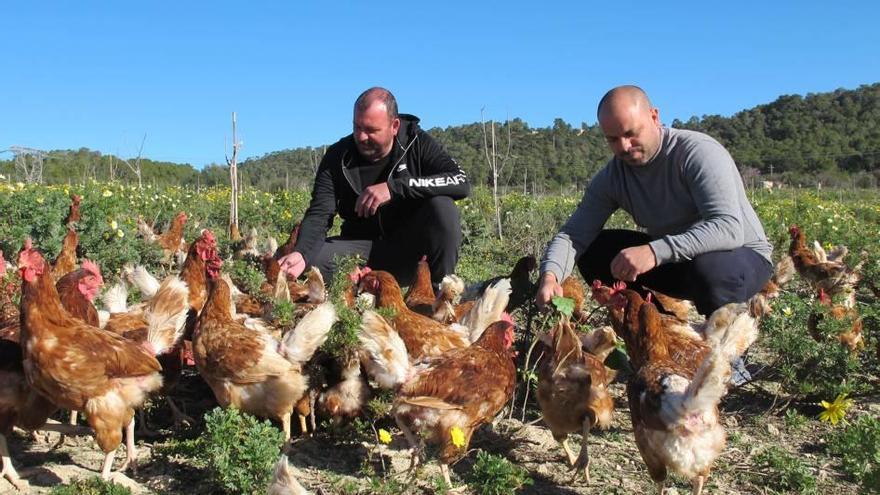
578, 230, 773, 316
308, 196, 462, 287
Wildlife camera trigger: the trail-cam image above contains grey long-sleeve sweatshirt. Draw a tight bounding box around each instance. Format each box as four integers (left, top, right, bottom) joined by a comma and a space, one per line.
540, 127, 772, 283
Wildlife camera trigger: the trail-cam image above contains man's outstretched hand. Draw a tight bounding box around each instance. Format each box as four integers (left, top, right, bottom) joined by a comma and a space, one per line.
610, 244, 656, 282
535, 271, 564, 311
356, 183, 391, 217
278, 251, 307, 279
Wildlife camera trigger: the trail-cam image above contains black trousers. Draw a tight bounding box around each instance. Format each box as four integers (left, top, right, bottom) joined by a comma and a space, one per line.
309, 196, 462, 287
578, 230, 773, 316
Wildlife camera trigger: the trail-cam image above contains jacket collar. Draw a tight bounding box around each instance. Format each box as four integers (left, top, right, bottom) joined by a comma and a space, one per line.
341, 114, 421, 170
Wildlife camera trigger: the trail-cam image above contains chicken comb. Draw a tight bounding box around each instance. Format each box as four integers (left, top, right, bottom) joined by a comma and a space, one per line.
200, 229, 216, 245
23, 238, 33, 251
81, 259, 102, 278
71, 194, 81, 203
420, 255, 427, 262
611, 281, 626, 293
591, 279, 603, 290
645, 292, 653, 304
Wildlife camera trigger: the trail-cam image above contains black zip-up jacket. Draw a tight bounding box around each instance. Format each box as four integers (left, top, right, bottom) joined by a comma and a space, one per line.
293, 114, 470, 264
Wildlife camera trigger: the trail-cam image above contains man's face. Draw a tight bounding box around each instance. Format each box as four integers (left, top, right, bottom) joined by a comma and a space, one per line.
599, 102, 661, 166
353, 103, 400, 162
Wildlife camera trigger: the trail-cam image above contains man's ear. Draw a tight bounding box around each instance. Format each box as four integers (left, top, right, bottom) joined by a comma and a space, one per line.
391, 118, 401, 136
650, 107, 660, 127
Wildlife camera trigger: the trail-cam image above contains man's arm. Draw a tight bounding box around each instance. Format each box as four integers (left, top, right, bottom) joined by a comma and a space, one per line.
647, 140, 745, 264
387, 133, 470, 200
540, 169, 618, 284
292, 151, 339, 265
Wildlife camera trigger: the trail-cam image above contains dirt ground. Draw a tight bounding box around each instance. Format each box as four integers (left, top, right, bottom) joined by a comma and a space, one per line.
3, 363, 873, 495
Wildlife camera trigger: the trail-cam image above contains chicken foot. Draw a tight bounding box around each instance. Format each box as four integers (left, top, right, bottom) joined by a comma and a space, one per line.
395, 416, 424, 470
100, 419, 137, 479
439, 463, 468, 493
560, 437, 577, 466
692, 475, 706, 495
54, 410, 80, 448
571, 419, 592, 482
1, 434, 28, 491
166, 396, 194, 428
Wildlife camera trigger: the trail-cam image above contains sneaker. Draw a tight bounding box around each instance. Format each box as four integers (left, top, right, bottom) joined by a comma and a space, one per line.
729, 356, 752, 386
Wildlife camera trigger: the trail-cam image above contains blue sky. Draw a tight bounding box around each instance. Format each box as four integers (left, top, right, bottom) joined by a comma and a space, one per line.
2, 1, 878, 168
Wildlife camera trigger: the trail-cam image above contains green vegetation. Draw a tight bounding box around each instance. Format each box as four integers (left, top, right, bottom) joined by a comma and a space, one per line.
466, 451, 533, 495
49, 477, 132, 495
753, 446, 818, 494
828, 414, 880, 492
155, 408, 284, 495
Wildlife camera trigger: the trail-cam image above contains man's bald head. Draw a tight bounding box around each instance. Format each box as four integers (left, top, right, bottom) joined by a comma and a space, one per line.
596, 85, 653, 119
354, 87, 399, 120
353, 87, 401, 162
596, 85, 662, 166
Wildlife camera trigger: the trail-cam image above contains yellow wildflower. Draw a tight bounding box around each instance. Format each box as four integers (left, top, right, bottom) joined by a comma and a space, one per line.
116, 229, 125, 239
36, 197, 44, 204
818, 393, 853, 425
378, 429, 392, 444
102, 189, 113, 197
450, 426, 466, 448
109, 220, 118, 230
782, 307, 793, 317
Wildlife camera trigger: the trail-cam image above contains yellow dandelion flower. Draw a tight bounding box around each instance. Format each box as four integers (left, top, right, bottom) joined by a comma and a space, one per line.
818, 393, 853, 425
450, 426, 466, 448
102, 189, 113, 197
116, 229, 125, 238
378, 429, 392, 444
36, 197, 44, 204
782, 307, 793, 317
109, 220, 118, 230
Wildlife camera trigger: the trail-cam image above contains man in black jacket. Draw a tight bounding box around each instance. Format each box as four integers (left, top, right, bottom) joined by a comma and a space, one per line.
279, 87, 470, 286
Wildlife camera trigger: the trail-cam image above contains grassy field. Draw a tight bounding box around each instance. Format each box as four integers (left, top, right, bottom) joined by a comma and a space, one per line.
1, 183, 878, 494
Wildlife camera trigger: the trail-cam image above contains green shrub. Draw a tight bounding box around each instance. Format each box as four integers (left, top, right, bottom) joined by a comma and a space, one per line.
225, 258, 267, 301
827, 414, 880, 492
466, 451, 532, 495
760, 291, 868, 398
202, 407, 284, 494
754, 446, 818, 494
49, 476, 132, 495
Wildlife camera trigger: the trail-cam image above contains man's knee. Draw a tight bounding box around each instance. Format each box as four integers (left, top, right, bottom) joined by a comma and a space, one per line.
691, 248, 770, 314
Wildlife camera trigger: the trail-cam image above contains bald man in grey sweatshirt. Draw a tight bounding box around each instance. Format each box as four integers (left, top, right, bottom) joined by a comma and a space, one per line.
537, 87, 772, 384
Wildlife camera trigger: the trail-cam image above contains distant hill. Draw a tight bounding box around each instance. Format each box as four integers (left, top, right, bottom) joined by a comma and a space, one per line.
3, 83, 878, 190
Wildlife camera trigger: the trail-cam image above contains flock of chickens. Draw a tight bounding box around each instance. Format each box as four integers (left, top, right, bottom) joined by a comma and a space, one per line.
0, 194, 870, 494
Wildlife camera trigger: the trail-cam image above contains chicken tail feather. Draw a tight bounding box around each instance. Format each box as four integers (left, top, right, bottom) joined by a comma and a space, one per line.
358, 310, 411, 389
460, 278, 512, 342
145, 276, 190, 356
281, 301, 337, 364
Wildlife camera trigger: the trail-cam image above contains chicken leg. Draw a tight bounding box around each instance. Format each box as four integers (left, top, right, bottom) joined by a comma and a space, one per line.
116, 419, 138, 475
395, 416, 424, 470
1, 434, 28, 491
560, 437, 577, 466
692, 475, 706, 495
166, 397, 194, 428
571, 419, 592, 482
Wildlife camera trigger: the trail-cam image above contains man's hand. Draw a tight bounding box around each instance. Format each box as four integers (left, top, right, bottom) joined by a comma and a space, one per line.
278, 251, 307, 279
610, 244, 656, 282
355, 183, 391, 218
535, 271, 564, 311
